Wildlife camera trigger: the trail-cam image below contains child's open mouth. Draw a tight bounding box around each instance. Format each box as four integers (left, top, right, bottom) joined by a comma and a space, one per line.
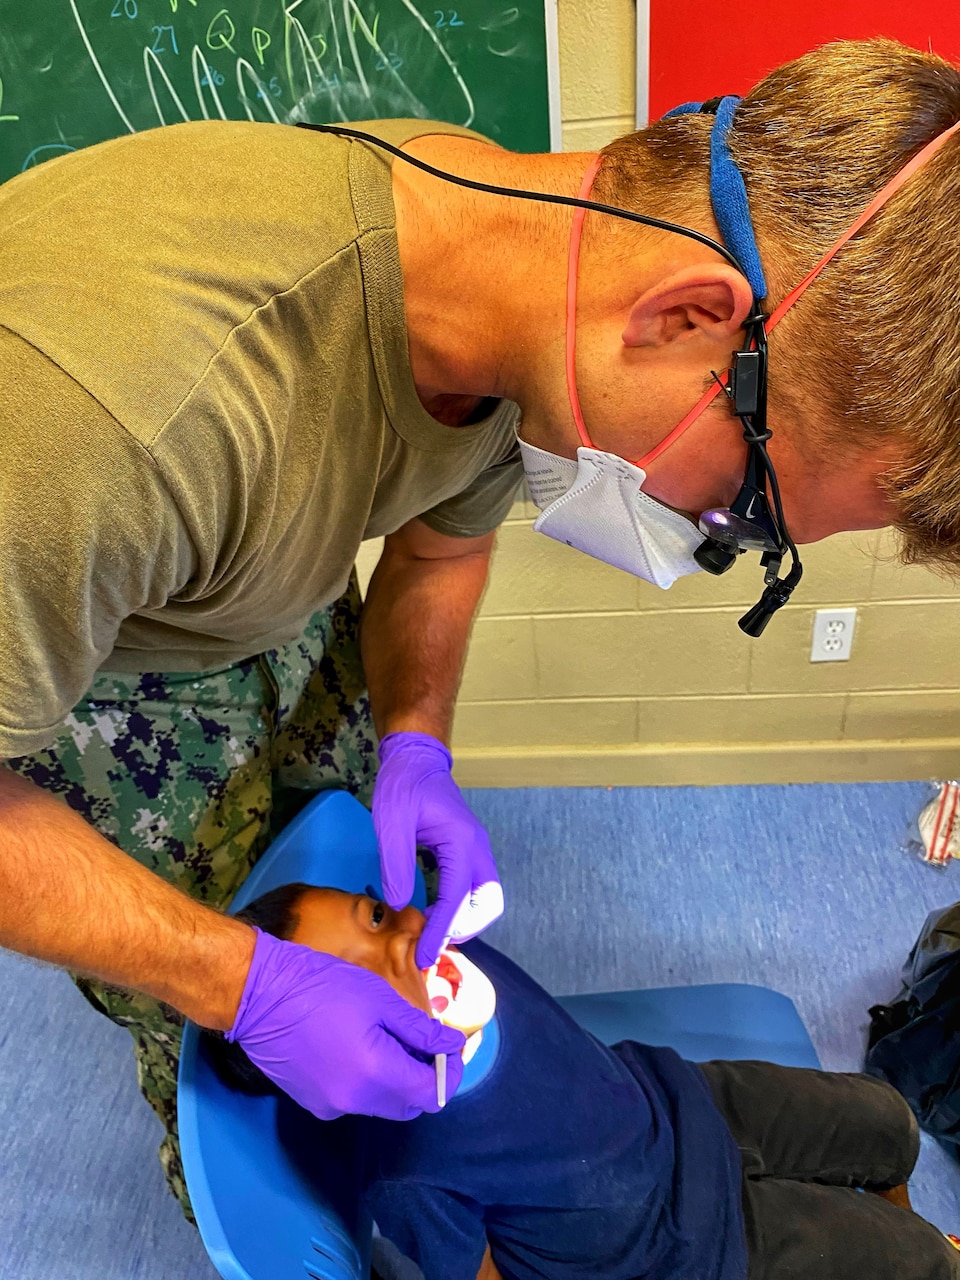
422, 946, 497, 1049
426, 951, 463, 1015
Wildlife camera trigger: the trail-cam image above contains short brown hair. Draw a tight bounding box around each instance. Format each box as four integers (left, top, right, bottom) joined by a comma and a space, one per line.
598, 39, 960, 571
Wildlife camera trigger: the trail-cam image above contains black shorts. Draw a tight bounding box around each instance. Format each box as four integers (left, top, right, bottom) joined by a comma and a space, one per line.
700, 1061, 960, 1280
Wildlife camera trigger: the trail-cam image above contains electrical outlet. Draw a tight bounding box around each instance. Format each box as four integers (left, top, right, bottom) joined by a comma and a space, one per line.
810, 608, 857, 662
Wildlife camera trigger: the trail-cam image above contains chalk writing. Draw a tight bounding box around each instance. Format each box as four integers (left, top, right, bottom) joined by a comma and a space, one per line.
344, 1, 376, 101
206, 9, 237, 53
68, 0, 135, 132
480, 6, 520, 27
192, 44, 227, 118
144, 44, 190, 122
21, 142, 77, 171
151, 24, 180, 54
111, 0, 138, 18
236, 56, 282, 121
0, 75, 19, 122
283, 0, 322, 103
480, 6, 520, 56
398, 0, 474, 124
251, 25, 271, 63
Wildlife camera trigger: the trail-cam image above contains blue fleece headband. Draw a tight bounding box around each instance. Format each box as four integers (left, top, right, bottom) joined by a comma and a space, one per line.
663, 95, 768, 301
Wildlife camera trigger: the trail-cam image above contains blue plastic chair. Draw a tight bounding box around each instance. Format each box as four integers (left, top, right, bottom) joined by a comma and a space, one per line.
178, 790, 820, 1280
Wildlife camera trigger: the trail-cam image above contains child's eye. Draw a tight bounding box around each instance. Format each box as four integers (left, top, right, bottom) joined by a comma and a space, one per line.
370, 900, 386, 927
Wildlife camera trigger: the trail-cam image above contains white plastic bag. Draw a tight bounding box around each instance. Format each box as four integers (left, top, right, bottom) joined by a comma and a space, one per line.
916, 781, 960, 865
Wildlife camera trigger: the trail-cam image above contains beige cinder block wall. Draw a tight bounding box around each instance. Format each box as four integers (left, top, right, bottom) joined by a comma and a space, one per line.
360, 0, 960, 787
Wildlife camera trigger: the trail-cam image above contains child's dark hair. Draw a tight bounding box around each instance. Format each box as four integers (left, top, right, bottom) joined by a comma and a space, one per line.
201, 882, 310, 1095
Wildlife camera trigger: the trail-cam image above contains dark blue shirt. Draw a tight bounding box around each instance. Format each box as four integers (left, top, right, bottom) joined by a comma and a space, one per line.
364, 941, 747, 1280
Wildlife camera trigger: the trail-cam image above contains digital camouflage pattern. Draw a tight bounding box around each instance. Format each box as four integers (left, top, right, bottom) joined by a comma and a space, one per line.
6, 575, 377, 1220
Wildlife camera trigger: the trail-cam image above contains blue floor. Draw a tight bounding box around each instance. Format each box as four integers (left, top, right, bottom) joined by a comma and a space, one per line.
3, 780, 960, 1279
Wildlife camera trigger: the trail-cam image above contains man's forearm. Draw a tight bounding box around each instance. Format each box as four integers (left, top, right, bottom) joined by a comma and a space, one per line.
0, 765, 254, 1029
361, 521, 494, 743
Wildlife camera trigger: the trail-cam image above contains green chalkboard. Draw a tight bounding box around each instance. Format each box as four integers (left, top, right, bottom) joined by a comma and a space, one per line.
0, 0, 559, 183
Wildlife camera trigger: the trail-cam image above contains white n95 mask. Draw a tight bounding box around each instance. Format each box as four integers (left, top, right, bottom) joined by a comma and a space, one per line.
518, 437, 704, 590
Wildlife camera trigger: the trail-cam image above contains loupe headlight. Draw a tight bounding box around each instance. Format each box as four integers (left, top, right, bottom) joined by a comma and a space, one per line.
697, 508, 781, 554
694, 507, 781, 576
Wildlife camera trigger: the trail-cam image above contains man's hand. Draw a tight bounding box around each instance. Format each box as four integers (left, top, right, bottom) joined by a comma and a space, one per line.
228, 928, 465, 1119
373, 731, 503, 969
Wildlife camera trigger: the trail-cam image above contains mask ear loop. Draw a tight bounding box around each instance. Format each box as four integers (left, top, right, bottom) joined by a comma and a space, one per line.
565, 155, 604, 451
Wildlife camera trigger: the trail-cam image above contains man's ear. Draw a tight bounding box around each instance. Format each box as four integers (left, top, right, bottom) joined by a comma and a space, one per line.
622, 265, 754, 348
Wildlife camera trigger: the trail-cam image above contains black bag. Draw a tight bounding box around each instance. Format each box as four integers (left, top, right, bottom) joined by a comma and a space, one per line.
866, 902, 960, 1151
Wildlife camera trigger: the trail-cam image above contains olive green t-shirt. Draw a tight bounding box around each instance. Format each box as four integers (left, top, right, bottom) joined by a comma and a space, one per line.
0, 119, 523, 759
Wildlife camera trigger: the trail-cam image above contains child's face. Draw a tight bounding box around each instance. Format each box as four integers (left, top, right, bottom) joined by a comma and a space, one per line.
287, 888, 431, 1015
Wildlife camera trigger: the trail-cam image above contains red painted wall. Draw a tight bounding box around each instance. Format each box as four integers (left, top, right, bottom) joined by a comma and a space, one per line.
646, 3, 960, 122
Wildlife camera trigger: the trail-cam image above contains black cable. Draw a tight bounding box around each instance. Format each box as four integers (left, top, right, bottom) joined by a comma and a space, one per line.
295, 121, 749, 277
755, 438, 802, 584
737, 311, 801, 584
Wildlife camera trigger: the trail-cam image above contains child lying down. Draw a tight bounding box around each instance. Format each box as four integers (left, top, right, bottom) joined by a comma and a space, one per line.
205, 884, 960, 1280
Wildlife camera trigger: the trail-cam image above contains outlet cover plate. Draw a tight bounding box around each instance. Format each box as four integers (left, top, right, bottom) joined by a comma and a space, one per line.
810, 608, 857, 662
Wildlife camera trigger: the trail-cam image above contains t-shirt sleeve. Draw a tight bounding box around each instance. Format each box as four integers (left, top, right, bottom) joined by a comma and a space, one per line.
418, 437, 524, 539
367, 1180, 487, 1280
0, 332, 193, 758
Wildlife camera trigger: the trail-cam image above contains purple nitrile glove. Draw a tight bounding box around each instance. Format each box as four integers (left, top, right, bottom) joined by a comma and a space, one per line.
372, 731, 505, 969
227, 929, 465, 1121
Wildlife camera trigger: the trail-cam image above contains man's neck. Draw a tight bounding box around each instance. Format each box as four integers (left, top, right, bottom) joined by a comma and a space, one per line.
391, 136, 594, 418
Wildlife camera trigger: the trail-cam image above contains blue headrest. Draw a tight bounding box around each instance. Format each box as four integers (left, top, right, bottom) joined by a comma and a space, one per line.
455, 1013, 501, 1098
663, 95, 768, 301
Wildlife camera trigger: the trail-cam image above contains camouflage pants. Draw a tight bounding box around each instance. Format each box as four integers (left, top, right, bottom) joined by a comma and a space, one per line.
6, 576, 377, 1223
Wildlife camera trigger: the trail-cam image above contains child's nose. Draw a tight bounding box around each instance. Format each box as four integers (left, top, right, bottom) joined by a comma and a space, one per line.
396, 903, 426, 934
